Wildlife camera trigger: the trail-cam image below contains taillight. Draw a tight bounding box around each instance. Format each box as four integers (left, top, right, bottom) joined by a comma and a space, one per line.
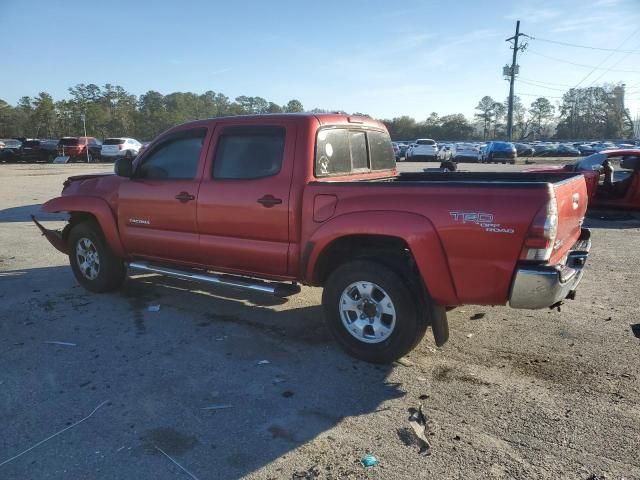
521, 193, 558, 262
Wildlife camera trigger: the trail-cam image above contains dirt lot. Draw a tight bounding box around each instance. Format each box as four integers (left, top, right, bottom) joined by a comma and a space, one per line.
1, 162, 639, 479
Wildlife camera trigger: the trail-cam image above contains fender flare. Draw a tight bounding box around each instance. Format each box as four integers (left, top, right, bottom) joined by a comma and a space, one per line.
41, 196, 126, 257
303, 211, 458, 306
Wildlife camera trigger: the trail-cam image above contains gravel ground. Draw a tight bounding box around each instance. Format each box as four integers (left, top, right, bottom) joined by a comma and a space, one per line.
1, 162, 639, 479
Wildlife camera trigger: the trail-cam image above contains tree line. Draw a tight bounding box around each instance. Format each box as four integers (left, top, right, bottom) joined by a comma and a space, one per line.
0, 82, 634, 141
0, 84, 305, 140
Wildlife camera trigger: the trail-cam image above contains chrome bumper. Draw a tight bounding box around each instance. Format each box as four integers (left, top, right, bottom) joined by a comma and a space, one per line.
509, 228, 591, 309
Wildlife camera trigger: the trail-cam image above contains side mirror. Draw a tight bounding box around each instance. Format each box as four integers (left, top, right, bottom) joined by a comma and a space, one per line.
114, 157, 133, 177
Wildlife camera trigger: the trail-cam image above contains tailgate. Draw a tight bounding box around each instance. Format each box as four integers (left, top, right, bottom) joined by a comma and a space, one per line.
550, 174, 588, 263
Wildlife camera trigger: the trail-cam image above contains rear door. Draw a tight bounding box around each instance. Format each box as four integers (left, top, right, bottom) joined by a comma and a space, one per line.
117, 127, 210, 264
196, 122, 295, 277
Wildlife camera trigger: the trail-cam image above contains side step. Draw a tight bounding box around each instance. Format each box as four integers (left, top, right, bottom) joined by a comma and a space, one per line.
128, 261, 301, 298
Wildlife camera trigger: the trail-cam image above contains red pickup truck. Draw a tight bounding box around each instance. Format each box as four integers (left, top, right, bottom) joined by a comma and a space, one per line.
33, 114, 591, 363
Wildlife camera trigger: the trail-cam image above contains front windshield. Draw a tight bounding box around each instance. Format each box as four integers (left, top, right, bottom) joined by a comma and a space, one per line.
575, 152, 606, 171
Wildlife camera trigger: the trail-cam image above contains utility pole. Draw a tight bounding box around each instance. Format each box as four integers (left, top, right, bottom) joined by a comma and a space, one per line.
505, 21, 528, 141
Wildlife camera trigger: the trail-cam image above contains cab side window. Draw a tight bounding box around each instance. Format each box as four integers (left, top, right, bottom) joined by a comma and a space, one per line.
213, 126, 285, 180
137, 129, 206, 180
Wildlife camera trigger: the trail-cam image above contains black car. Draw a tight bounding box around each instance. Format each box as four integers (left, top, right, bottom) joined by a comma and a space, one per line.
514, 143, 534, 156
19, 139, 59, 162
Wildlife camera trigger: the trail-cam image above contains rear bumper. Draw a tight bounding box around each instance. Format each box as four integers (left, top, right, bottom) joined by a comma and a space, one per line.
509, 228, 591, 309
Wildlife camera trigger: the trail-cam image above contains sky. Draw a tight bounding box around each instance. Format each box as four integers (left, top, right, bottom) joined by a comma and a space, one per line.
1, 0, 639, 121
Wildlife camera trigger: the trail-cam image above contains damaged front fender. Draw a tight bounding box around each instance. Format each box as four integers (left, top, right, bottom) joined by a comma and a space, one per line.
31, 215, 70, 255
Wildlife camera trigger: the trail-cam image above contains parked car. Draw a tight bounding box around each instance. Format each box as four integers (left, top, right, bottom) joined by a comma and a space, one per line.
406, 138, 438, 161
0, 139, 22, 162
556, 144, 580, 157
515, 143, 534, 156
437, 144, 454, 161
17, 139, 59, 162
101, 138, 142, 160
527, 149, 640, 210
57, 137, 102, 162
397, 142, 410, 158
481, 141, 517, 163
453, 143, 480, 162
33, 113, 591, 363
391, 142, 401, 161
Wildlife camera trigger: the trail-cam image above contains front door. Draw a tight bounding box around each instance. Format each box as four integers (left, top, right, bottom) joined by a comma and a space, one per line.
118, 127, 209, 264
197, 123, 295, 277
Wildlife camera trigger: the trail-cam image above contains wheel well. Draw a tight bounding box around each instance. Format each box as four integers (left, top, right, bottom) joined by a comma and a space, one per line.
64, 212, 98, 241
313, 235, 417, 286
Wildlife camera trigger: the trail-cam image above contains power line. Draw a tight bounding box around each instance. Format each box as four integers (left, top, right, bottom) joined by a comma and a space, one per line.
574, 28, 640, 88
587, 40, 640, 87
518, 92, 564, 99
519, 77, 575, 87
527, 50, 640, 73
529, 36, 640, 54
518, 79, 566, 91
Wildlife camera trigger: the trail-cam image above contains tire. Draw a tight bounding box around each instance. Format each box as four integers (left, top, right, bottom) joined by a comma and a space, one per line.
322, 260, 429, 363
68, 220, 126, 293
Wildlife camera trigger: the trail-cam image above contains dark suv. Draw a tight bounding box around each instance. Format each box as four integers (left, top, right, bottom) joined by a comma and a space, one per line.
481, 141, 517, 164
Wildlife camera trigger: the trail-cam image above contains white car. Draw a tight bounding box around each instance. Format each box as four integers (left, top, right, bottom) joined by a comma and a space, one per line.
101, 137, 142, 159
453, 143, 480, 163
406, 138, 438, 161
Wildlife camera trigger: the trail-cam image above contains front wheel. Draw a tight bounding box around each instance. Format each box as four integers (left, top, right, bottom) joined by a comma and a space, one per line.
68, 220, 126, 292
322, 260, 428, 363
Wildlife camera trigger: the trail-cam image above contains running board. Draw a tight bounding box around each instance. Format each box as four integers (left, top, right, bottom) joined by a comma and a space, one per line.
128, 261, 301, 298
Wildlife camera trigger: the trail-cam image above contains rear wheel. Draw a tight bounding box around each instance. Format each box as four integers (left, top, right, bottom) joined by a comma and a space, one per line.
68, 221, 126, 292
322, 260, 429, 363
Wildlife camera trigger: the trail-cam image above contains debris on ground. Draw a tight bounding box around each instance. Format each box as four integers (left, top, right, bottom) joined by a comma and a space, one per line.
466, 333, 474, 338
395, 357, 415, 367
201, 404, 233, 411
155, 445, 200, 480
257, 360, 271, 365
360, 454, 379, 467
281, 391, 294, 398
0, 400, 109, 467
470, 313, 485, 320
44, 341, 77, 346
147, 304, 161, 312
604, 317, 612, 321
408, 404, 432, 456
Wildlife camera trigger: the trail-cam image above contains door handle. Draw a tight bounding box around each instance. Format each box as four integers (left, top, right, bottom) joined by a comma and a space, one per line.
175, 192, 195, 203
257, 195, 282, 208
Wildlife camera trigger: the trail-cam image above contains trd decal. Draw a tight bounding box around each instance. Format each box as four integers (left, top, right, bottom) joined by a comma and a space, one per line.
449, 211, 514, 234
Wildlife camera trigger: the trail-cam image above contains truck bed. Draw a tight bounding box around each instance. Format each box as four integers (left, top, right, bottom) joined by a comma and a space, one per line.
320, 171, 583, 187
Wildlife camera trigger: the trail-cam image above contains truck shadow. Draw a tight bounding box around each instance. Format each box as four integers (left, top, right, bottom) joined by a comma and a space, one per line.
0, 204, 67, 222
1, 266, 404, 479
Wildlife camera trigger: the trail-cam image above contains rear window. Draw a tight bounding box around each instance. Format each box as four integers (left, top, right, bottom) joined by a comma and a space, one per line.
417, 139, 435, 145
315, 128, 395, 177
59, 138, 78, 146
104, 138, 126, 145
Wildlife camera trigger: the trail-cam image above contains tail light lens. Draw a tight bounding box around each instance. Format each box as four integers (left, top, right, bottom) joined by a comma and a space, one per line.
521, 194, 558, 262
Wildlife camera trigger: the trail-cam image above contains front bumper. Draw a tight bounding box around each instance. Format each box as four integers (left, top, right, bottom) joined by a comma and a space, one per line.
509, 228, 591, 309
31, 215, 70, 254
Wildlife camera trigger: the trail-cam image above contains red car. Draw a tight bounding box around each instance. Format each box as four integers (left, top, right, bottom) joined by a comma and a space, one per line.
57, 137, 102, 162
33, 114, 591, 363
527, 149, 640, 210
